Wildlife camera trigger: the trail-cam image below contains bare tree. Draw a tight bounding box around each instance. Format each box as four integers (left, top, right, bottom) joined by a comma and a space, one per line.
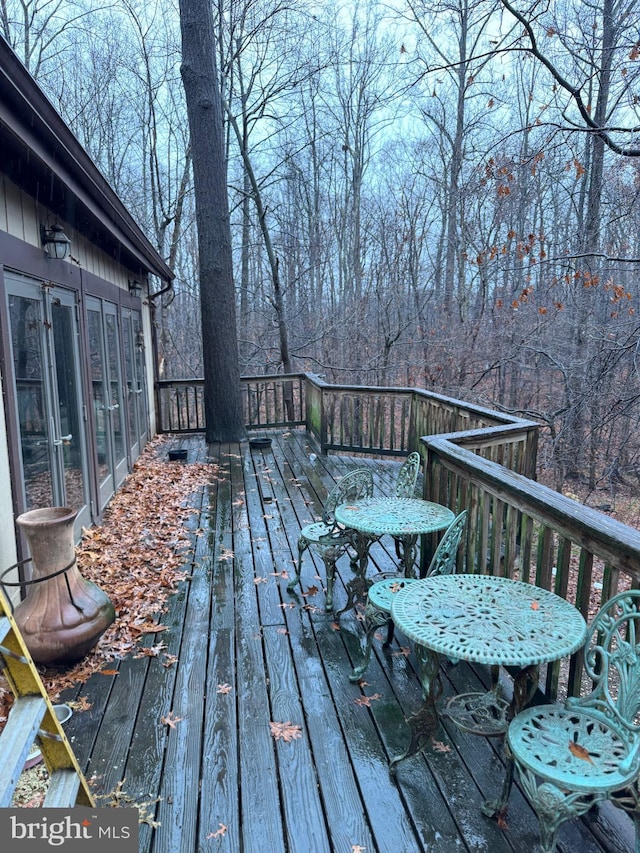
178, 0, 245, 442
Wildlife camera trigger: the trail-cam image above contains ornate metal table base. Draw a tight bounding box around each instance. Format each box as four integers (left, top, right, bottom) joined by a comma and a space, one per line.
482, 663, 540, 818
389, 643, 443, 773
442, 689, 511, 737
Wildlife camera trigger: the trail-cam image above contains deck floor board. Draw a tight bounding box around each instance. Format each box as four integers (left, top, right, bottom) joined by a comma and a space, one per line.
59, 430, 633, 853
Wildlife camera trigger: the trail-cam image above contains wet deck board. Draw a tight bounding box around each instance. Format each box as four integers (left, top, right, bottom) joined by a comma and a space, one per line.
61, 430, 634, 853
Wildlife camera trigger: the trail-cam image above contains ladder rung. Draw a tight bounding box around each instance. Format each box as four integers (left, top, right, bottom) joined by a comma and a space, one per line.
43, 769, 82, 807
0, 695, 47, 807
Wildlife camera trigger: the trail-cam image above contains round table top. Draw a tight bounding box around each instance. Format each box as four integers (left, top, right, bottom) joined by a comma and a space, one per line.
390, 573, 588, 667
334, 497, 455, 536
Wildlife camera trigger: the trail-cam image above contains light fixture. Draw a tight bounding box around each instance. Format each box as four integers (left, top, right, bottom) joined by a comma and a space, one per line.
41, 223, 71, 260
128, 280, 143, 298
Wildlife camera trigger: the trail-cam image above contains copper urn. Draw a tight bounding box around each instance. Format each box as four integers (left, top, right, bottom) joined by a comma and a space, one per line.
14, 507, 115, 665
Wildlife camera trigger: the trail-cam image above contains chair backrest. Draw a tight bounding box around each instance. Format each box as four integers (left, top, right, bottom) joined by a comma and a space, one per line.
322, 468, 373, 526
570, 589, 640, 737
394, 452, 421, 498
426, 511, 467, 577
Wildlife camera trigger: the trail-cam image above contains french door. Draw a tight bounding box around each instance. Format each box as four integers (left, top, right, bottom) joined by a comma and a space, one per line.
86, 297, 127, 509
6, 273, 91, 535
122, 308, 148, 463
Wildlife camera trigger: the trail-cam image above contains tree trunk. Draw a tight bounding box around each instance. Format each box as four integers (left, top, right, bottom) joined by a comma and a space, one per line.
178, 0, 245, 442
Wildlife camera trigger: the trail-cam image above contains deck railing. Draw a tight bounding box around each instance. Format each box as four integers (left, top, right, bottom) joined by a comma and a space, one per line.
156, 372, 640, 702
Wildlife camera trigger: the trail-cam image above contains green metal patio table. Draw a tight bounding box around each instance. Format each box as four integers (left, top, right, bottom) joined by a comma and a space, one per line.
388, 573, 588, 803
333, 497, 455, 615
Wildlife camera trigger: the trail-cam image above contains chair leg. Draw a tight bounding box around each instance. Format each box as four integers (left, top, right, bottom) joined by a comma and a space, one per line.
287, 537, 309, 592
349, 603, 389, 682
323, 553, 337, 611
385, 618, 395, 646
510, 765, 602, 853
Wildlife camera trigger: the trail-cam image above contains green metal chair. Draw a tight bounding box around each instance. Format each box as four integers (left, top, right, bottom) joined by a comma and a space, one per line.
497, 589, 640, 852
349, 510, 467, 682
287, 468, 373, 611
391, 451, 421, 570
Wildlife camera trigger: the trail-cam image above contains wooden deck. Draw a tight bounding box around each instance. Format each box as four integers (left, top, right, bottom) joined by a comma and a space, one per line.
60, 430, 634, 852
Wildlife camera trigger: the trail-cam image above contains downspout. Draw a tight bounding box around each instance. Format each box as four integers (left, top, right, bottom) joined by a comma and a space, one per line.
148, 280, 174, 433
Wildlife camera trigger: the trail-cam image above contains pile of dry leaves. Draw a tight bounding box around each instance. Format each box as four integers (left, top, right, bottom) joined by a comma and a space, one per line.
0, 435, 214, 728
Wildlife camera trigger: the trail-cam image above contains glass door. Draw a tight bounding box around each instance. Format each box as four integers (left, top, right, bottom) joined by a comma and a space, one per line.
122, 308, 149, 463
87, 298, 127, 510
6, 274, 91, 535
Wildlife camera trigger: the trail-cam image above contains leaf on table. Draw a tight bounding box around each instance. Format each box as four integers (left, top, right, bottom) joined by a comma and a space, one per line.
217, 683, 232, 694
271, 570, 289, 579
432, 740, 451, 753
269, 721, 302, 742
100, 669, 119, 676
568, 741, 593, 763
531, 600, 540, 610
161, 654, 178, 668
254, 576, 268, 585
352, 846, 366, 853
278, 602, 295, 609
302, 585, 320, 597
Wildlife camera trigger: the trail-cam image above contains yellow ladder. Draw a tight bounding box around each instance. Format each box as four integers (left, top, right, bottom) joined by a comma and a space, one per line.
0, 588, 94, 807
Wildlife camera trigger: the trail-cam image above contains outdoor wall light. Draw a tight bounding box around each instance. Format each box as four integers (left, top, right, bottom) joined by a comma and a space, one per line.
128, 279, 143, 298
41, 223, 71, 259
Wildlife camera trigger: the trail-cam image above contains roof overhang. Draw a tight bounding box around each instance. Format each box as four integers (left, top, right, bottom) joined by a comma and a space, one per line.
0, 37, 174, 284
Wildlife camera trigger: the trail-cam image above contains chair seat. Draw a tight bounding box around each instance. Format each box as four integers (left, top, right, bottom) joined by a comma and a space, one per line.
300, 521, 353, 547
508, 706, 638, 793
368, 577, 418, 613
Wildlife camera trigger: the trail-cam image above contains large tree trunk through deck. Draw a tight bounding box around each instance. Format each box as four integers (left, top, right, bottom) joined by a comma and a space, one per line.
178, 0, 245, 442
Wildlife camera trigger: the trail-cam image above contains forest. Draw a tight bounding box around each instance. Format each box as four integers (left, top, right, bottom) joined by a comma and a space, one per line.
3, 0, 640, 493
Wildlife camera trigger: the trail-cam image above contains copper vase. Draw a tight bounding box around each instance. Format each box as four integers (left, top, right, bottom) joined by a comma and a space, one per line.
14, 507, 115, 665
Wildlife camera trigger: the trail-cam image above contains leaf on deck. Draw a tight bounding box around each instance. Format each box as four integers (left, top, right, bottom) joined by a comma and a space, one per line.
269, 721, 302, 742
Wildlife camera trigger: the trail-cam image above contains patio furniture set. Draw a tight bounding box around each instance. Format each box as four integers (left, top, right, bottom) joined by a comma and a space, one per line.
288, 452, 640, 852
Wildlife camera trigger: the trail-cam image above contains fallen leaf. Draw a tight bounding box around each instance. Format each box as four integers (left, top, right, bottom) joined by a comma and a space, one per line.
269, 721, 302, 742
217, 683, 232, 694
302, 585, 320, 597
161, 654, 178, 668
207, 824, 228, 839
100, 669, 119, 676
392, 646, 411, 657
496, 806, 509, 830
134, 643, 167, 658
354, 693, 382, 707
568, 741, 593, 763
432, 740, 451, 753
161, 711, 184, 729
531, 600, 540, 611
